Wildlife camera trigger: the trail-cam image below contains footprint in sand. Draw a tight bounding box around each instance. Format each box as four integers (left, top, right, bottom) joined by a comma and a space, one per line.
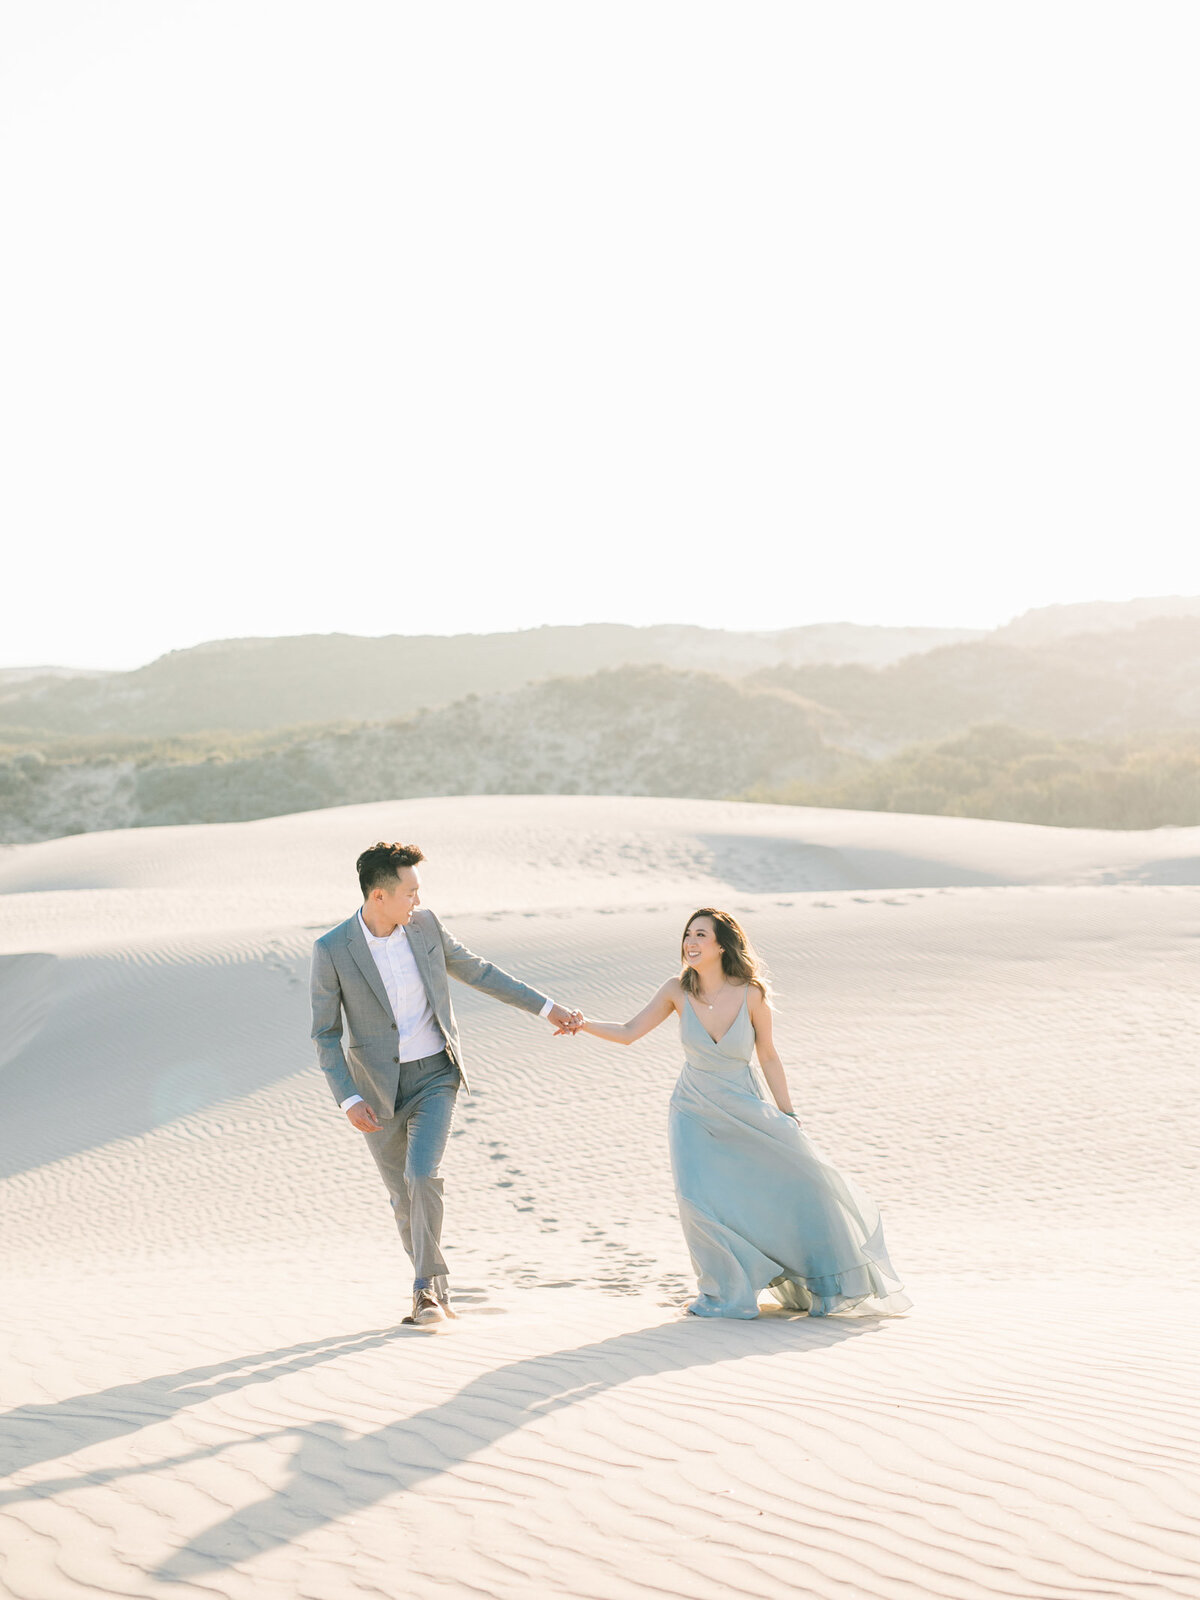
262, 946, 304, 988
451, 1286, 508, 1316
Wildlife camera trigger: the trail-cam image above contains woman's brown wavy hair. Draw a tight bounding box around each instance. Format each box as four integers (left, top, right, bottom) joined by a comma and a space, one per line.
679, 908, 771, 999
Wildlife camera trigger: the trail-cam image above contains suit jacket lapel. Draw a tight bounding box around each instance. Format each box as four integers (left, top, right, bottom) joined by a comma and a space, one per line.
405, 920, 439, 1015
344, 913, 394, 1020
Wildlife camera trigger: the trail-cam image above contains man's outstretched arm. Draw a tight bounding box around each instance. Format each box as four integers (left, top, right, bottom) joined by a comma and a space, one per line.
432, 912, 581, 1030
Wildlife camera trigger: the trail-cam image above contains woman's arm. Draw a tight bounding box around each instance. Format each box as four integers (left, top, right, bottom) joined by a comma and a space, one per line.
579, 981, 678, 1046
748, 987, 798, 1118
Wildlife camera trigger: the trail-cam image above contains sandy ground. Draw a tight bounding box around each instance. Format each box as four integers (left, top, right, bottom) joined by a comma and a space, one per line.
1, 796, 1198, 1599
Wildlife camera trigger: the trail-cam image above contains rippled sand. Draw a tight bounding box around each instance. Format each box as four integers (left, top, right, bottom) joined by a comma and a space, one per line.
2, 796, 1197, 1598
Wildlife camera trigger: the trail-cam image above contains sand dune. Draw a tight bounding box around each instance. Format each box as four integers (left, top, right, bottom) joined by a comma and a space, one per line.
1, 797, 1197, 1598
3, 793, 1198, 919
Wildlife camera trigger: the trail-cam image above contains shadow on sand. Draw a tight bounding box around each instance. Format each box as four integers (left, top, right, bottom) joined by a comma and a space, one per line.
0, 1324, 413, 1479
0, 1311, 892, 1580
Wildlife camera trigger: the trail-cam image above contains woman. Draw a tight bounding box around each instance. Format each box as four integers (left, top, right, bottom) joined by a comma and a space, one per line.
574, 908, 911, 1320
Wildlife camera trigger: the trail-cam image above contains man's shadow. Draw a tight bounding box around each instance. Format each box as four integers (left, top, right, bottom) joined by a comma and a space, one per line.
0, 1324, 414, 1480
0, 1311, 890, 1581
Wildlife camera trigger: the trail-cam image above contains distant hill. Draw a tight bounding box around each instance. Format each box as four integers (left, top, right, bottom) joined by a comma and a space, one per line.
996, 595, 1200, 645
0, 622, 980, 739
752, 618, 1200, 751
0, 666, 851, 843
5, 609, 1200, 843
0, 665, 110, 687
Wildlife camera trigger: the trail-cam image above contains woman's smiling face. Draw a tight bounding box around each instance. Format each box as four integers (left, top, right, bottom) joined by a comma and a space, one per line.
683, 916, 718, 967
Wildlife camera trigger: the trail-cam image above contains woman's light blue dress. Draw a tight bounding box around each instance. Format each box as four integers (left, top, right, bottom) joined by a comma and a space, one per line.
669, 990, 912, 1320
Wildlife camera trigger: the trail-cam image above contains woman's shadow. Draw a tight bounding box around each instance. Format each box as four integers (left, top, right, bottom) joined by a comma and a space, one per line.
0, 1310, 887, 1581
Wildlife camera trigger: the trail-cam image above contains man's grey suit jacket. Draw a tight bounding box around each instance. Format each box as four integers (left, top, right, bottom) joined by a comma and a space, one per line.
310, 907, 550, 1117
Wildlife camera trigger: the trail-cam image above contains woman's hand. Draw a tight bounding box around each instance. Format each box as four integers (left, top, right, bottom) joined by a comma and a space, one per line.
568, 984, 678, 1046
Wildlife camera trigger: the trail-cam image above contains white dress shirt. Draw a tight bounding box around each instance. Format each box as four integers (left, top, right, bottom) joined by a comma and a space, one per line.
339, 911, 558, 1110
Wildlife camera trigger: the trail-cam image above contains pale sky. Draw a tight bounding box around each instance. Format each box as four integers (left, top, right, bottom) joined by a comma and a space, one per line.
2, 2, 1198, 669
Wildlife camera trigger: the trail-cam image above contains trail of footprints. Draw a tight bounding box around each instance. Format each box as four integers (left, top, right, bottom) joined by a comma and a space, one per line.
452, 1105, 667, 1302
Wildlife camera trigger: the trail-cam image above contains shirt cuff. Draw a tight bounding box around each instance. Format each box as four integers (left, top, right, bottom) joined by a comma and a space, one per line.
538, 998, 555, 1019
340, 1094, 365, 1111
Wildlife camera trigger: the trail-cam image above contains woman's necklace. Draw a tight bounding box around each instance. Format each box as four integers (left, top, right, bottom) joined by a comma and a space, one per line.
696, 979, 728, 1010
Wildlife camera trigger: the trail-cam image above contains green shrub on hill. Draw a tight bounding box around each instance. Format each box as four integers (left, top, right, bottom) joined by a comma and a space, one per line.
749, 723, 1200, 829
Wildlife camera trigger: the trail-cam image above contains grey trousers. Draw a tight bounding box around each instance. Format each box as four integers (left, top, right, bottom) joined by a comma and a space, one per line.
362, 1050, 459, 1284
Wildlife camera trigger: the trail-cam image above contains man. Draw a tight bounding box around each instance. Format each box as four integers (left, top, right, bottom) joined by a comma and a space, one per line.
310, 840, 581, 1326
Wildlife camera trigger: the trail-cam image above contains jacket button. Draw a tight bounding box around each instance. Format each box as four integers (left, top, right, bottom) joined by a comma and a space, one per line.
391, 1023, 397, 1030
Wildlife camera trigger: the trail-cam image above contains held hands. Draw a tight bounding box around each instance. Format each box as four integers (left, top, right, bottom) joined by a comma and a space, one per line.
547, 1003, 585, 1036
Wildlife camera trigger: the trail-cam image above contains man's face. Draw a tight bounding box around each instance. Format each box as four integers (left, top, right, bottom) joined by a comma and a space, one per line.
373, 866, 422, 927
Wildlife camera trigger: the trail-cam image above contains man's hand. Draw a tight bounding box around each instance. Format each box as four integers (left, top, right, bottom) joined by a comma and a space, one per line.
547, 1004, 584, 1035
346, 1101, 382, 1132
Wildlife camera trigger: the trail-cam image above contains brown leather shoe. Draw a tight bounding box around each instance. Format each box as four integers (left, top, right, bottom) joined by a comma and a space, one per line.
412, 1289, 446, 1327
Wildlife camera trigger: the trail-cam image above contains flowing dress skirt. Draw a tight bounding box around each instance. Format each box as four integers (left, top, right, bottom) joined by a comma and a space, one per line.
669, 1050, 912, 1321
